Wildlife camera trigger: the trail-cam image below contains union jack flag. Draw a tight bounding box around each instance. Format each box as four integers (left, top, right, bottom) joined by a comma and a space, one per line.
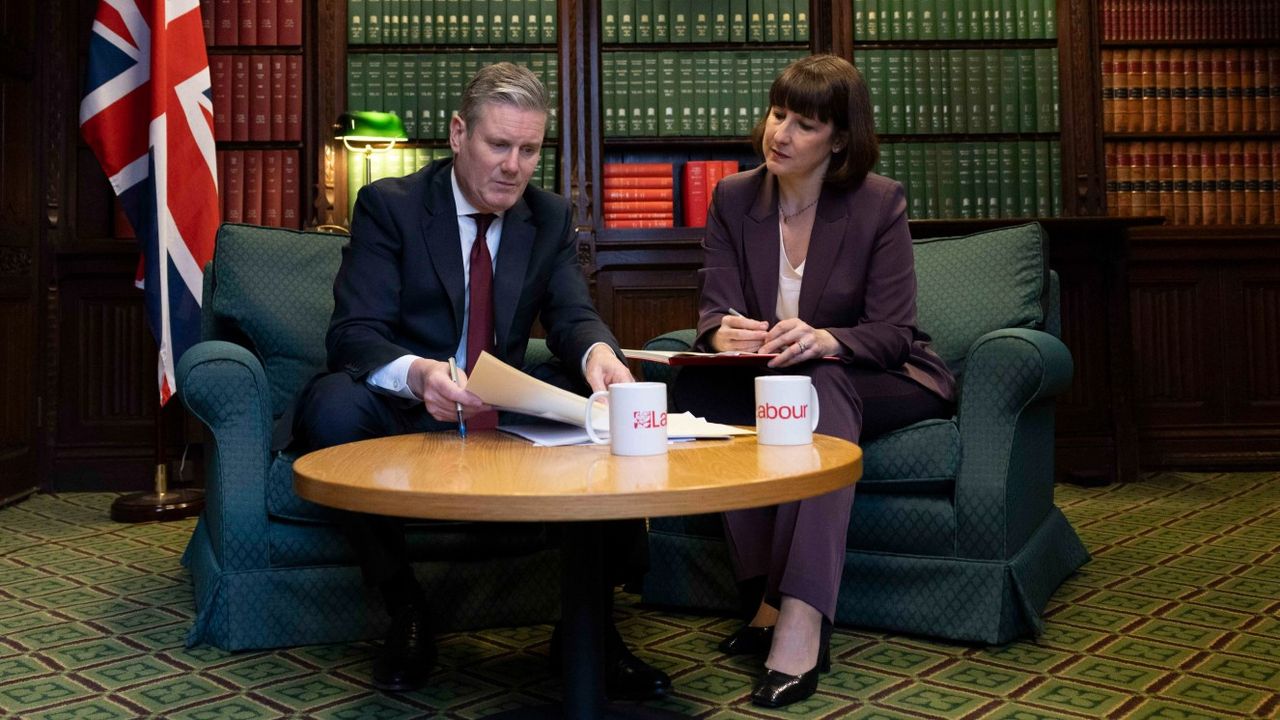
80, 0, 219, 405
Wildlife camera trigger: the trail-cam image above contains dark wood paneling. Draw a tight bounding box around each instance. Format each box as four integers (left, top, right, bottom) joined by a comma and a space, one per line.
1230, 274, 1280, 423
50, 254, 163, 488
1057, 0, 1105, 215
595, 269, 699, 350
1, 0, 39, 504
1129, 229, 1280, 469
1128, 270, 1220, 426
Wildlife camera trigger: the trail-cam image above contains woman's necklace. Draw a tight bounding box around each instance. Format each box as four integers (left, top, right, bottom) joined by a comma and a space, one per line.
778, 197, 819, 223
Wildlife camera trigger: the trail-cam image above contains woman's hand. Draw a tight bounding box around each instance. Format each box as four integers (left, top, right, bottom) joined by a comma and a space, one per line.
710, 312, 769, 353
760, 319, 839, 368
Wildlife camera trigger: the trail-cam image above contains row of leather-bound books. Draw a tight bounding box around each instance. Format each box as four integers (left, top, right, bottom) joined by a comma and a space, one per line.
198, 0, 304, 46
1101, 48, 1280, 133
1100, 0, 1279, 41
1105, 140, 1279, 225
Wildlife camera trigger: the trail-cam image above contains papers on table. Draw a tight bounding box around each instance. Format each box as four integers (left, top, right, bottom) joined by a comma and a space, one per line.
467, 351, 752, 444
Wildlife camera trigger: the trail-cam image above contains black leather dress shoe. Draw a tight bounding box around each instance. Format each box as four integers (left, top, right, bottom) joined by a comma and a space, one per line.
718, 624, 773, 656
604, 635, 672, 701
749, 619, 832, 708
371, 605, 436, 692
549, 624, 672, 701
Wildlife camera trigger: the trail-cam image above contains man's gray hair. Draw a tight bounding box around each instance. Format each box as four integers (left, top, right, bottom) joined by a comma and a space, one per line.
457, 62, 549, 131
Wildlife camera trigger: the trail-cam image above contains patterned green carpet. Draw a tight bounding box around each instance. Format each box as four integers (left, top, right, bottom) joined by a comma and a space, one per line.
1, 472, 1277, 719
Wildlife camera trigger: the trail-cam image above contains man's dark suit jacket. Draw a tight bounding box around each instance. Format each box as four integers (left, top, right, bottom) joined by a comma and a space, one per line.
695, 165, 956, 402
327, 158, 621, 382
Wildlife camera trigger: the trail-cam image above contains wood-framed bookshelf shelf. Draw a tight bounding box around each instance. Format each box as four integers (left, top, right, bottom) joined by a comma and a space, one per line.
1101, 38, 1280, 48
1100, 131, 1280, 141
879, 133, 1062, 142
853, 39, 1057, 50
346, 44, 558, 52
208, 45, 303, 54
604, 138, 754, 149
602, 43, 810, 52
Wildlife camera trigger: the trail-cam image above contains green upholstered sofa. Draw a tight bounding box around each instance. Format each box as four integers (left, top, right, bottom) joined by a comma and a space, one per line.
639, 222, 1090, 644
177, 223, 560, 651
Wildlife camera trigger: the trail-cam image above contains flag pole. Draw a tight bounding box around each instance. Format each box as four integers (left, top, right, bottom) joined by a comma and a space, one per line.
109, 356, 205, 523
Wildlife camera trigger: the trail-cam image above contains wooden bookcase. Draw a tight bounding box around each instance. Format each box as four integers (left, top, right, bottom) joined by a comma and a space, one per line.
204, 0, 308, 231
1097, 0, 1280, 470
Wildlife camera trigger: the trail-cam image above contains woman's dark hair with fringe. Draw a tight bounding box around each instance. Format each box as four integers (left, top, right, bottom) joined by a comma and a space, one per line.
751, 54, 879, 189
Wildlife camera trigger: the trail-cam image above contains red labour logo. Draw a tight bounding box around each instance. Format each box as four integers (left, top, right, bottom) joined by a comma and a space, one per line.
756, 403, 808, 420
632, 410, 668, 429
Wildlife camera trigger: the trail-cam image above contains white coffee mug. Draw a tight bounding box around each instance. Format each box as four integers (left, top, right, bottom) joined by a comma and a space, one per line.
754, 375, 820, 446
584, 382, 669, 456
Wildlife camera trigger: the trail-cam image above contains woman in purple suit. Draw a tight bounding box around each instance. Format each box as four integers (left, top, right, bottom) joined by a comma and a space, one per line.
673, 55, 956, 708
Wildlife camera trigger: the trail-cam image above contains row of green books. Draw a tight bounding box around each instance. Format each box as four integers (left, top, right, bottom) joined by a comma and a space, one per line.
878, 140, 1062, 219
603, 50, 805, 138
346, 53, 558, 140
347, 0, 557, 45
853, 0, 1058, 40
602, 0, 810, 43
860, 48, 1059, 135
347, 146, 557, 215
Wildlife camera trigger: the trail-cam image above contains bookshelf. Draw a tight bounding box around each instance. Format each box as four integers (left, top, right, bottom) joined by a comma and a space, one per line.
591, 3, 811, 234
852, 0, 1062, 220
1097, 0, 1280, 471
202, 0, 307, 231
1099, 0, 1278, 227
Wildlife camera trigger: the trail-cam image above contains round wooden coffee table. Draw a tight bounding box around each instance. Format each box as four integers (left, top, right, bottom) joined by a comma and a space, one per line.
294, 431, 861, 719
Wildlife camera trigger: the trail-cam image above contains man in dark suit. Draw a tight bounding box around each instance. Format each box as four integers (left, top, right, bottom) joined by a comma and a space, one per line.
294, 62, 669, 698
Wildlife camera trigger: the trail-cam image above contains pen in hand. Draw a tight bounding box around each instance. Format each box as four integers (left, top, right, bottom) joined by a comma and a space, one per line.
448, 357, 467, 439
727, 307, 745, 318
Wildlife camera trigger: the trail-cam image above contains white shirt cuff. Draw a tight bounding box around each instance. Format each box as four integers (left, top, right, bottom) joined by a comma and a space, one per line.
581, 342, 611, 376
367, 354, 421, 400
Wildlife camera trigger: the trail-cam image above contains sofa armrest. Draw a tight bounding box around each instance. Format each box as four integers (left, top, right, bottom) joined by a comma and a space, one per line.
176, 340, 273, 569
954, 328, 1073, 560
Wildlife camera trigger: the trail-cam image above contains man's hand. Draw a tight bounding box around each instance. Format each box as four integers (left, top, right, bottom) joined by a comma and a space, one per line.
584, 345, 634, 392
710, 313, 769, 353
407, 358, 491, 421
760, 319, 839, 368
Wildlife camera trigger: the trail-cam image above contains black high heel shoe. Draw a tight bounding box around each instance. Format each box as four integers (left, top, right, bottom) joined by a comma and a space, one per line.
749, 618, 832, 708
718, 624, 774, 656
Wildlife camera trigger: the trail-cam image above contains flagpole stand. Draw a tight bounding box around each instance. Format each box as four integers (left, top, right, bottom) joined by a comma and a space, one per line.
110, 464, 204, 522
111, 400, 204, 523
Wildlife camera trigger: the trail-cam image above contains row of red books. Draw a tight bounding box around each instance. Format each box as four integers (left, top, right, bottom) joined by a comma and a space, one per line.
1101, 48, 1280, 134
199, 0, 303, 46
603, 163, 674, 228
217, 149, 303, 229
211, 55, 303, 143
1101, 0, 1279, 41
681, 161, 741, 227
601, 161, 742, 228
1105, 140, 1278, 225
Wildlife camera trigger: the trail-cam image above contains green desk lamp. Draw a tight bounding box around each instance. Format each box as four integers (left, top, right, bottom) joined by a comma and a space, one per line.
333, 111, 408, 189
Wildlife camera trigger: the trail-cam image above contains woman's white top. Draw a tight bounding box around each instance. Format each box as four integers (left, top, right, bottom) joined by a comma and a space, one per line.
775, 219, 804, 321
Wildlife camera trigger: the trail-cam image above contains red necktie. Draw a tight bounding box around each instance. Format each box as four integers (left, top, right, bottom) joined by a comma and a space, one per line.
466, 213, 498, 430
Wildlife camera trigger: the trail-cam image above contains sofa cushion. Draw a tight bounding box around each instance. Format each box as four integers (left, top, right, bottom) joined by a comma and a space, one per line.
859, 418, 959, 494
913, 222, 1048, 372
208, 224, 347, 419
